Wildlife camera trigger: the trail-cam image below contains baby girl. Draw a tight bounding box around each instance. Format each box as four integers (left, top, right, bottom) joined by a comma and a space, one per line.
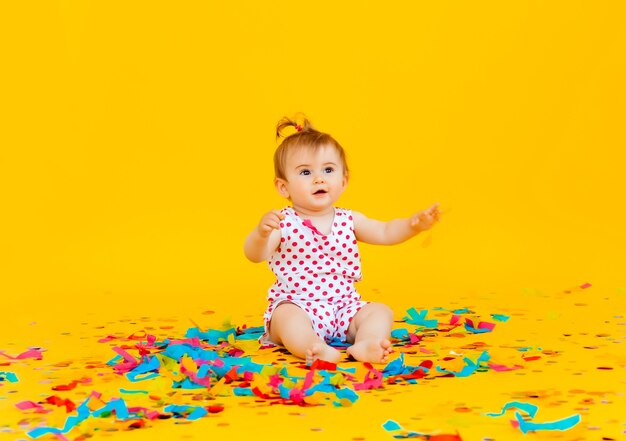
244, 116, 440, 364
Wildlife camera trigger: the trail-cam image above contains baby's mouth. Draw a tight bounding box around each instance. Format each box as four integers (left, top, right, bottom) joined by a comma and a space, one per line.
313, 189, 328, 195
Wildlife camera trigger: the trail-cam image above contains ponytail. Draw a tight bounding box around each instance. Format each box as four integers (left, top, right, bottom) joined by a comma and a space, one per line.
275, 114, 316, 140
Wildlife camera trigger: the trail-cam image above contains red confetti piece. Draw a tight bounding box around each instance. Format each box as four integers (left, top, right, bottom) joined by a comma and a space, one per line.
309, 359, 337, 371
45, 396, 77, 413
52, 377, 91, 391
128, 420, 145, 429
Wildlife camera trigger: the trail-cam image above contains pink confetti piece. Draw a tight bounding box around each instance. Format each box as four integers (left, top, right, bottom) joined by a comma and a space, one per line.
0, 349, 43, 361
354, 364, 384, 390
268, 374, 283, 388
167, 337, 202, 347
16, 401, 50, 413
409, 333, 423, 344
110, 347, 139, 374
477, 321, 495, 331
580, 282, 592, 289
289, 387, 306, 403
302, 370, 315, 391
488, 363, 523, 372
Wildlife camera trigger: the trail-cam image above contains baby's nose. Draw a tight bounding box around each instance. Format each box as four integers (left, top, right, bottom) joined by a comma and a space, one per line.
313, 175, 325, 183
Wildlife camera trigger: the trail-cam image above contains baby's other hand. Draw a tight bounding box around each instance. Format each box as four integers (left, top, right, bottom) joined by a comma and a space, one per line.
410, 203, 441, 232
258, 210, 285, 238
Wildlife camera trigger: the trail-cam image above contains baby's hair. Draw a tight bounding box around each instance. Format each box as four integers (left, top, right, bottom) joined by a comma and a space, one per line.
274, 114, 349, 181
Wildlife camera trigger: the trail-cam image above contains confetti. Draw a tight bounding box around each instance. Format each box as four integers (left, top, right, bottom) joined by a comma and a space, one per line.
0, 371, 18, 383
486, 401, 581, 433
3, 301, 605, 439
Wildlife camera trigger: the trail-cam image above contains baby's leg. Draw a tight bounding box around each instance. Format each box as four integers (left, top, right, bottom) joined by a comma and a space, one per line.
269, 303, 341, 364
346, 303, 394, 363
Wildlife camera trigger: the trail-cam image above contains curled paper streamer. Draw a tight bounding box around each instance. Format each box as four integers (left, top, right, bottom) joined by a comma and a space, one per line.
486, 401, 581, 434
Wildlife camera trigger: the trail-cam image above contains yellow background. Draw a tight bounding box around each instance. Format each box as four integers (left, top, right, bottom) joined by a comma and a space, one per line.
1, 1, 625, 440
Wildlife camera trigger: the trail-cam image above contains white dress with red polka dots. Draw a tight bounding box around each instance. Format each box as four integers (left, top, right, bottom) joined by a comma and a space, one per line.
261, 206, 368, 345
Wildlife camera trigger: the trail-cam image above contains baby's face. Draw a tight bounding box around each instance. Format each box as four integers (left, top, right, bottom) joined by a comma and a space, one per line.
276, 145, 347, 213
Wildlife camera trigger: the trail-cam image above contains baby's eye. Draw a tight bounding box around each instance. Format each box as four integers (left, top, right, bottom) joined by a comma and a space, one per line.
323, 167, 334, 174
299, 169, 311, 176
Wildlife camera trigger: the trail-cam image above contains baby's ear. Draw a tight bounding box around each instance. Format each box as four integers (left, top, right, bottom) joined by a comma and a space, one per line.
274, 178, 290, 198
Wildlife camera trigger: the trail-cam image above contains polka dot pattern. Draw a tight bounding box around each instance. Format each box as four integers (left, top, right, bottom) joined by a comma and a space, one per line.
262, 207, 367, 344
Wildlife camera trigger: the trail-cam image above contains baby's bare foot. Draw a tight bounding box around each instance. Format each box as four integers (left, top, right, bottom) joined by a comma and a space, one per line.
346, 338, 392, 363
305, 342, 342, 365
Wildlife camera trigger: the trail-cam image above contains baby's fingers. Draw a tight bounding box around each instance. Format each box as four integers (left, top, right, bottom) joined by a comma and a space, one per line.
264, 218, 282, 231
269, 210, 286, 222
429, 203, 442, 220
410, 212, 425, 227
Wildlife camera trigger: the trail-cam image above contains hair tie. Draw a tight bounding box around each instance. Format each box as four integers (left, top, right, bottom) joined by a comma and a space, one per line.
295, 124, 303, 132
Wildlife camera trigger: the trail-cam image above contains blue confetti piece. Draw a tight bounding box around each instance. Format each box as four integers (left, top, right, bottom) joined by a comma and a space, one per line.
335, 387, 358, 403
277, 384, 292, 399
233, 387, 255, 396
485, 401, 538, 418
197, 363, 211, 379
382, 420, 402, 431
464, 323, 493, 334
491, 314, 510, 322
164, 404, 208, 420
391, 328, 410, 340
336, 366, 357, 374
126, 355, 161, 382
383, 353, 407, 376
173, 378, 207, 389
236, 326, 265, 340
92, 398, 130, 420
437, 351, 490, 377
161, 343, 219, 361
185, 327, 236, 345
486, 401, 581, 434
327, 336, 351, 348
119, 388, 149, 394
0, 371, 18, 383
404, 308, 438, 328
516, 412, 581, 434
106, 354, 122, 366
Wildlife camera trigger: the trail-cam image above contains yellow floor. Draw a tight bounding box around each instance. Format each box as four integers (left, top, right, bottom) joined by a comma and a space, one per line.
1, 281, 624, 441
2, 2, 625, 440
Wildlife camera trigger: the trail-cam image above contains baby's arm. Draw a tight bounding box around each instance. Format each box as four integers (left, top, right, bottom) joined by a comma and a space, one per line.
244, 210, 284, 262
353, 203, 440, 245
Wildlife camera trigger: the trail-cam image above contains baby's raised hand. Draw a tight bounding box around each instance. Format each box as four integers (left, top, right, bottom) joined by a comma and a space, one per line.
410, 203, 441, 232
258, 210, 285, 238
